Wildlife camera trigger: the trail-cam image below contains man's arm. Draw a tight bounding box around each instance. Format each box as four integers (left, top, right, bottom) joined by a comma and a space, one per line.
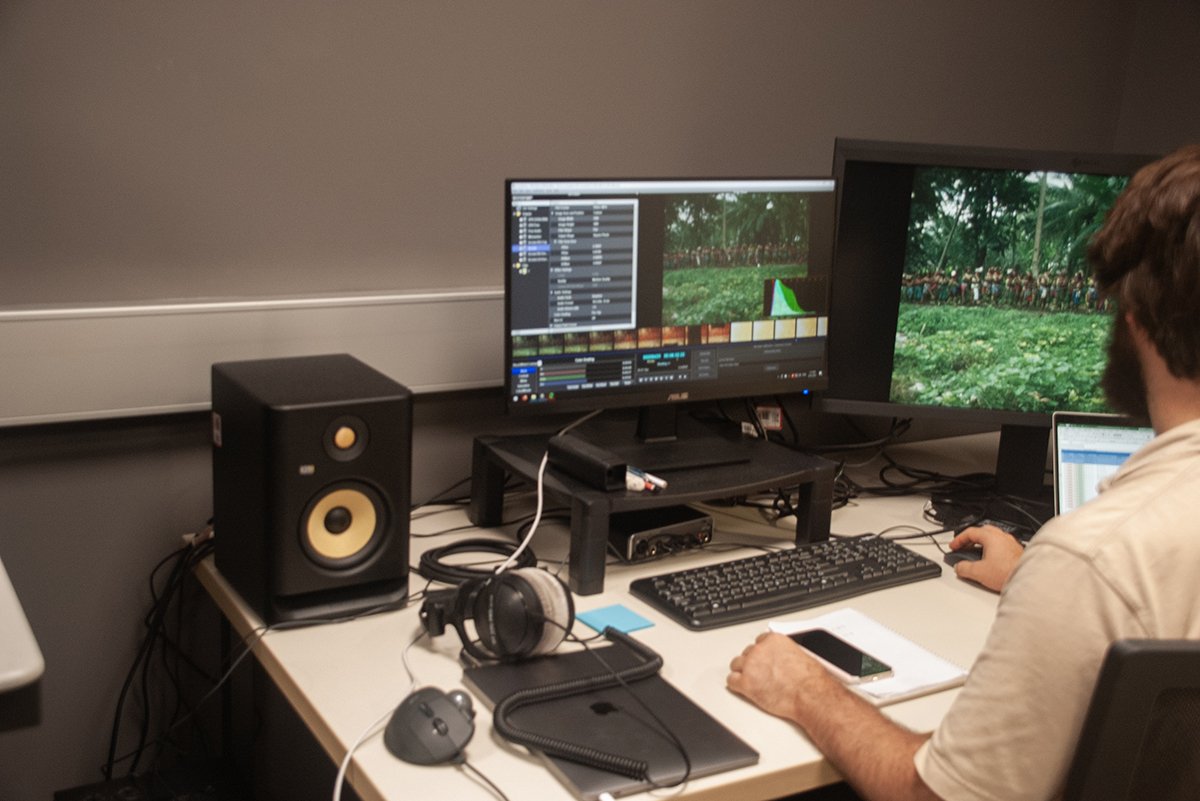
728, 632, 943, 801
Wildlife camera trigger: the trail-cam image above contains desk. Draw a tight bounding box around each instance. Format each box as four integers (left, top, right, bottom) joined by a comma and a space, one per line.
0, 555, 43, 731
196, 455, 1004, 801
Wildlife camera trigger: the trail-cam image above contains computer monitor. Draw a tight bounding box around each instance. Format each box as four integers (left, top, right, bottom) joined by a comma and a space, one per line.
821, 139, 1156, 501
505, 178, 837, 465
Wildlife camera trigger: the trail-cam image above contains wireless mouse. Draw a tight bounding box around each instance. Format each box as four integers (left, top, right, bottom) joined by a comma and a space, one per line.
944, 546, 985, 567
383, 687, 475, 765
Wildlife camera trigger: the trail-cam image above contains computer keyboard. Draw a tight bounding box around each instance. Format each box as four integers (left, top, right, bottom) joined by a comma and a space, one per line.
629, 536, 942, 630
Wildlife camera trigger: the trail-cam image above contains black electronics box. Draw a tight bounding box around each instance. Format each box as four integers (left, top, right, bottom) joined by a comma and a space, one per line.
546, 433, 627, 491
608, 505, 713, 562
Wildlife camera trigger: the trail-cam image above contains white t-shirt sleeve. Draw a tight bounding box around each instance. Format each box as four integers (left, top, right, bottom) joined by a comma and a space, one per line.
914, 543, 1147, 801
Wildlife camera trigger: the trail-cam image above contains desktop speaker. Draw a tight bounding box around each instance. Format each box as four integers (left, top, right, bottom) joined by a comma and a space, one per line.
212, 354, 412, 624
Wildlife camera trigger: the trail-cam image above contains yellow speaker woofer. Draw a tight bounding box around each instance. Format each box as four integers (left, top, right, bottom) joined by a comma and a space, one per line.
300, 482, 387, 569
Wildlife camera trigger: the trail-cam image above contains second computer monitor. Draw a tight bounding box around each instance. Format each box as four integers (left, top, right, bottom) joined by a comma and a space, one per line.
506, 178, 837, 417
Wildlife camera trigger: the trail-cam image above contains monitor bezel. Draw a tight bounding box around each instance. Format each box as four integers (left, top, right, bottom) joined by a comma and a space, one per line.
504, 175, 838, 416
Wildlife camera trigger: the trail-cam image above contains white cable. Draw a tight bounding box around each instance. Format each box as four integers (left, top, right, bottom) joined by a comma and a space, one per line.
494, 409, 603, 574
332, 705, 394, 801
332, 631, 426, 801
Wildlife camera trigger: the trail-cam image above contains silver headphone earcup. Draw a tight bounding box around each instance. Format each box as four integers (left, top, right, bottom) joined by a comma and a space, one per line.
511, 567, 573, 656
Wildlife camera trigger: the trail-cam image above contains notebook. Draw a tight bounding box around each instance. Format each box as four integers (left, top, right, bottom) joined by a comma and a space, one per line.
462, 639, 758, 800
1052, 412, 1154, 516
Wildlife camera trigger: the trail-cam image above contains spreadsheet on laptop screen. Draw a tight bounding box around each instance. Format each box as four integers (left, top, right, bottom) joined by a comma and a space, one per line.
1055, 421, 1154, 514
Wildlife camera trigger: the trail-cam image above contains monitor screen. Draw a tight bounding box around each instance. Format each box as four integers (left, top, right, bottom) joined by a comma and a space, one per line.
822, 140, 1156, 427
821, 140, 1156, 504
506, 179, 837, 415
1052, 412, 1154, 516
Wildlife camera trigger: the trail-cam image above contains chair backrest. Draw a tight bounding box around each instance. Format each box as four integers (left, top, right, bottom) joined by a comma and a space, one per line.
1062, 639, 1200, 801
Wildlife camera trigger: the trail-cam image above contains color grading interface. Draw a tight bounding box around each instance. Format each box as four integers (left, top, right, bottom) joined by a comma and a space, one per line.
506, 179, 835, 405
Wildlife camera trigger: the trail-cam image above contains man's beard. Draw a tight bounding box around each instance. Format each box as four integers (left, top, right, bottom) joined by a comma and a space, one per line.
1101, 313, 1151, 423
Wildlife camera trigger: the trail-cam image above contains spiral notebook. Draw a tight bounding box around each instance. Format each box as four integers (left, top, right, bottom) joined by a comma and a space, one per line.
769, 608, 968, 706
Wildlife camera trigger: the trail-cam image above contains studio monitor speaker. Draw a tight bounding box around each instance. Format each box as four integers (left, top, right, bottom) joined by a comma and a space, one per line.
212, 354, 412, 624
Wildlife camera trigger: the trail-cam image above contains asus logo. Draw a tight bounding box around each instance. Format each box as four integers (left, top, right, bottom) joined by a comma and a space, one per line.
667, 392, 689, 402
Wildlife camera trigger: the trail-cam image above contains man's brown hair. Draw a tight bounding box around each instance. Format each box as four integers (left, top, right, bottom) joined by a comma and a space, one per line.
1089, 143, 1200, 379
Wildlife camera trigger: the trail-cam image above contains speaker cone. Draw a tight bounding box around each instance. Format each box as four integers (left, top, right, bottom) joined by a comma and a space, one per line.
301, 482, 387, 569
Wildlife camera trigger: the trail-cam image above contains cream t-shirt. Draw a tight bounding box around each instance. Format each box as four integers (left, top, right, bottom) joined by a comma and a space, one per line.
914, 418, 1200, 801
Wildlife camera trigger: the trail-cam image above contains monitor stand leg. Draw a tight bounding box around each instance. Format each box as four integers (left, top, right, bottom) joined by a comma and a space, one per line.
793, 467, 835, 545
468, 437, 507, 527
568, 494, 611, 596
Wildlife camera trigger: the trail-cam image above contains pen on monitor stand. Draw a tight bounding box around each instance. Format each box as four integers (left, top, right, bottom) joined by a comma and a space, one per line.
626, 466, 667, 491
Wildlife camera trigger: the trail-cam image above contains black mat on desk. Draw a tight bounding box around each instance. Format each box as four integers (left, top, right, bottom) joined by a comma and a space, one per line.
464, 640, 758, 800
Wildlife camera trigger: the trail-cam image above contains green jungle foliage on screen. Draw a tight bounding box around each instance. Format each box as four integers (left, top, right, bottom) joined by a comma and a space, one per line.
891, 304, 1112, 413
663, 265, 807, 326
664, 192, 810, 254
905, 168, 1127, 275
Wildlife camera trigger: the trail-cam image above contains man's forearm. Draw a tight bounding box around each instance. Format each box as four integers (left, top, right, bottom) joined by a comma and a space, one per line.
789, 673, 942, 801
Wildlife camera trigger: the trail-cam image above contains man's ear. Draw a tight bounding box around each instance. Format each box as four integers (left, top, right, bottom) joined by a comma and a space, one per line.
1126, 312, 1152, 349
1126, 312, 1167, 373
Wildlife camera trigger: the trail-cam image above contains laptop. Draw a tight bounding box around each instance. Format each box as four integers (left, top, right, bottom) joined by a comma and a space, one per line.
462, 638, 759, 800
1052, 412, 1155, 516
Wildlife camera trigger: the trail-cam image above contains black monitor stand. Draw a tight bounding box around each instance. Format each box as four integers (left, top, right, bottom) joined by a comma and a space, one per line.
468, 413, 836, 595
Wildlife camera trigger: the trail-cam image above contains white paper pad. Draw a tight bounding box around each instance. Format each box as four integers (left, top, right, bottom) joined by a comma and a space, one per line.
770, 608, 967, 706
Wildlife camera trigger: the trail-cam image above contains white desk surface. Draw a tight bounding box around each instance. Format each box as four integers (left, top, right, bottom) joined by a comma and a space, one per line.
0, 554, 44, 693
196, 435, 1008, 801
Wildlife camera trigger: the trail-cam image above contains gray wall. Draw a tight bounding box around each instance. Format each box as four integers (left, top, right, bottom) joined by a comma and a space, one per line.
2, 1, 1199, 799
0, 0, 1149, 424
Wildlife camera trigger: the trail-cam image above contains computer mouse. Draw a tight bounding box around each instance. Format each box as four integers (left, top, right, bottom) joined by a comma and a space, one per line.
383, 686, 475, 765
944, 546, 985, 567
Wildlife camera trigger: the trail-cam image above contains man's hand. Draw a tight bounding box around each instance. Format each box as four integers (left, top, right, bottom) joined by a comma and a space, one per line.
727, 632, 943, 801
948, 525, 1024, 592
727, 631, 841, 724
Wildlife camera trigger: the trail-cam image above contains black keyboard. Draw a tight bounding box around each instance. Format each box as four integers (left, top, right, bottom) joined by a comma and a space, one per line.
629, 537, 942, 630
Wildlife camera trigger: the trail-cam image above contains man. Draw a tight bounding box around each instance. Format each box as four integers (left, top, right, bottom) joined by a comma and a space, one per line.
727, 143, 1200, 801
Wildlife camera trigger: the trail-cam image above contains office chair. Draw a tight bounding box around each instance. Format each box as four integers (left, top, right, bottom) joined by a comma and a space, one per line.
1062, 639, 1200, 801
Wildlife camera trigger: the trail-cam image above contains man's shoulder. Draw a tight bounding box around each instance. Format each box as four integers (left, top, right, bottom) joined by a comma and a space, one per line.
1030, 420, 1200, 570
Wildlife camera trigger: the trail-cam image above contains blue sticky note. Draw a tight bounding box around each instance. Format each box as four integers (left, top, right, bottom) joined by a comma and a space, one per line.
576, 604, 654, 634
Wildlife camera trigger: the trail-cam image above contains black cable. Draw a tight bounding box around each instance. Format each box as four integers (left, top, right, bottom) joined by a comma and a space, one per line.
105, 537, 214, 780
491, 629, 667, 781
130, 546, 195, 775
799, 417, 914, 454
458, 757, 511, 801
417, 538, 538, 586
776, 395, 802, 448
411, 476, 472, 511
104, 598, 404, 776
410, 506, 571, 539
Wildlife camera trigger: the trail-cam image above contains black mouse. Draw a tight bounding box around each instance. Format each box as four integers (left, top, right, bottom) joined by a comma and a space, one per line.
383, 687, 475, 765
944, 546, 985, 567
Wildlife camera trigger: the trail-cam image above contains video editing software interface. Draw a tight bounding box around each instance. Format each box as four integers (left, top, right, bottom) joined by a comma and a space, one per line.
506, 179, 837, 410
825, 144, 1152, 422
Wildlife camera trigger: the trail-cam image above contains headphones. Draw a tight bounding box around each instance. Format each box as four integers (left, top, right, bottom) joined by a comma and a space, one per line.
420, 567, 575, 662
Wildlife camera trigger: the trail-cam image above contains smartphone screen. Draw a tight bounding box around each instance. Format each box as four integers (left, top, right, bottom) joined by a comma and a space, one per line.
790, 629, 891, 680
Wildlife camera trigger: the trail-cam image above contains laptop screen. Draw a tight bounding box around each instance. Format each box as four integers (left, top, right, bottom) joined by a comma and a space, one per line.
1053, 413, 1155, 515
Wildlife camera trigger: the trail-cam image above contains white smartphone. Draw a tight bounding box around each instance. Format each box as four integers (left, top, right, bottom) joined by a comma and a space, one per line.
790, 629, 893, 683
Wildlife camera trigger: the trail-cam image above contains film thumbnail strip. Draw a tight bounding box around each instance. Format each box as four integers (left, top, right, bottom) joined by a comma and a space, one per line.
512, 316, 828, 357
